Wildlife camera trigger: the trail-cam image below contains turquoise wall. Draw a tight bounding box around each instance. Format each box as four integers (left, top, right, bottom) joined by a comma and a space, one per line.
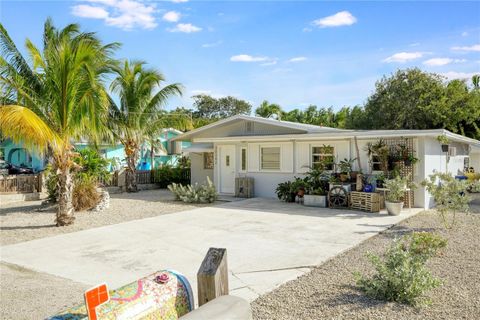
0, 140, 45, 172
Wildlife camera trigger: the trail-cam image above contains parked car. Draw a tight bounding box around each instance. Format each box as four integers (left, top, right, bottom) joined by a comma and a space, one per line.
0, 160, 34, 175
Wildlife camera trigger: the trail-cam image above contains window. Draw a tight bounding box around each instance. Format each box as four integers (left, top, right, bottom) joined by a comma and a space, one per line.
241, 148, 247, 171
204, 152, 214, 169
261, 147, 280, 170
312, 145, 334, 170
371, 154, 382, 171
226, 155, 230, 166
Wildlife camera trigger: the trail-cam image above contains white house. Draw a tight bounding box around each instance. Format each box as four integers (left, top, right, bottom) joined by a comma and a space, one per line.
174, 115, 480, 209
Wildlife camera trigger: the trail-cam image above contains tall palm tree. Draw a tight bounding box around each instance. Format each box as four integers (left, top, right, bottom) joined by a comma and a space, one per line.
0, 20, 118, 226
109, 60, 190, 192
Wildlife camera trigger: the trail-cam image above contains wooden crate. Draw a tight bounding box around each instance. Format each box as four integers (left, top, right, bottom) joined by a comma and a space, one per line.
350, 191, 380, 213
235, 177, 254, 198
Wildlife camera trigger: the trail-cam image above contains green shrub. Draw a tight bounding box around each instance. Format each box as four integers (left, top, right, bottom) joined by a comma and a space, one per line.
153, 165, 190, 188
355, 232, 447, 306
168, 176, 217, 203
74, 148, 111, 184
421, 172, 470, 228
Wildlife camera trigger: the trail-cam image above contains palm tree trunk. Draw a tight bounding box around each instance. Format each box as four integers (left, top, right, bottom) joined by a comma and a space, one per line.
126, 153, 138, 192
150, 144, 155, 170
56, 167, 75, 226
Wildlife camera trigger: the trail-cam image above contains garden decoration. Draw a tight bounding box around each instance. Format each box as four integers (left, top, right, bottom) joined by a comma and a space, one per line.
49, 270, 194, 320
328, 186, 349, 208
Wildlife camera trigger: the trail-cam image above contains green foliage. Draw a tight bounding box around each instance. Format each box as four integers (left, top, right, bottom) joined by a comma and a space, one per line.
255, 100, 283, 119
275, 180, 296, 202
384, 176, 413, 202
304, 167, 329, 195
192, 94, 252, 119
74, 148, 111, 184
338, 158, 356, 174
152, 165, 190, 188
44, 165, 58, 203
421, 173, 470, 228
468, 180, 480, 193
355, 232, 447, 306
436, 134, 450, 144
168, 176, 217, 203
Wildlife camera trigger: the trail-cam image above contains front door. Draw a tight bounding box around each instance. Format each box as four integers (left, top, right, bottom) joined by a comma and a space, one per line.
219, 145, 235, 194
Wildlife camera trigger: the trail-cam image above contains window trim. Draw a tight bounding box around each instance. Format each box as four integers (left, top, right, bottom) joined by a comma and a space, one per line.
311, 145, 335, 171
240, 147, 247, 172
260, 146, 281, 171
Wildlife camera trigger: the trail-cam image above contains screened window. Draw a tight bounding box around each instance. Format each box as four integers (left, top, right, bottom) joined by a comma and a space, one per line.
371, 154, 382, 171
204, 152, 214, 169
241, 148, 247, 171
312, 146, 334, 170
261, 147, 280, 170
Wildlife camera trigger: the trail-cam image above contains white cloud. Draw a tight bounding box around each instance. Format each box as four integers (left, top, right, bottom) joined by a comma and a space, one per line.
71, 0, 157, 30
441, 71, 479, 80
312, 11, 357, 28
461, 31, 469, 37
202, 41, 222, 48
288, 56, 307, 63
168, 23, 202, 33
382, 52, 424, 63
163, 11, 181, 23
71, 5, 109, 19
451, 44, 480, 52
230, 54, 269, 62
423, 58, 466, 66
260, 60, 278, 66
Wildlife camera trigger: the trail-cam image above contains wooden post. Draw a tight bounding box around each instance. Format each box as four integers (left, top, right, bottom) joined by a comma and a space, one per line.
197, 248, 229, 306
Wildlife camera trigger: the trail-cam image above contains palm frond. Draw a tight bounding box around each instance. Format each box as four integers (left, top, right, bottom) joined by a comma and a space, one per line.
0, 105, 61, 153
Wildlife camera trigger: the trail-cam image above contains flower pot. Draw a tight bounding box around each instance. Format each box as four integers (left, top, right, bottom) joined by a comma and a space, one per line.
385, 201, 403, 215
304, 194, 327, 207
404, 159, 412, 166
363, 184, 373, 192
350, 171, 358, 180
297, 188, 305, 197
339, 173, 349, 182
286, 192, 297, 202
441, 144, 449, 152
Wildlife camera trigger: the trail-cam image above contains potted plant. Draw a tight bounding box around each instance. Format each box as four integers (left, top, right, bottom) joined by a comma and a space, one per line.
275, 181, 296, 202
304, 168, 329, 207
437, 134, 450, 152
384, 176, 412, 215
292, 177, 308, 200
404, 154, 419, 167
376, 172, 386, 188
365, 139, 390, 174
338, 158, 356, 182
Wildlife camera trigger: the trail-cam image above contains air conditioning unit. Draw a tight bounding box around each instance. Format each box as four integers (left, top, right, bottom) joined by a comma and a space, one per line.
448, 146, 457, 157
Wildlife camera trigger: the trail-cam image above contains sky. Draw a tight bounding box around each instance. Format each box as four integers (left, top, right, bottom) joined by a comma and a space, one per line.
1, 0, 480, 112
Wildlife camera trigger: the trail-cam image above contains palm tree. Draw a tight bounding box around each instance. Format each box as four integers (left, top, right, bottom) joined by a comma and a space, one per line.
0, 20, 118, 226
109, 60, 190, 192
255, 100, 283, 119
472, 74, 480, 90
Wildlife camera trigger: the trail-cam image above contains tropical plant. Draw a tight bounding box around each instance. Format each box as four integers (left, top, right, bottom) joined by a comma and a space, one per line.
365, 139, 390, 173
304, 167, 329, 195
255, 100, 283, 119
384, 175, 413, 202
72, 176, 100, 211
74, 148, 111, 184
436, 134, 450, 145
421, 172, 470, 228
168, 176, 217, 203
355, 232, 447, 306
338, 158, 356, 174
108, 60, 190, 192
0, 20, 118, 226
275, 180, 296, 202
152, 164, 190, 188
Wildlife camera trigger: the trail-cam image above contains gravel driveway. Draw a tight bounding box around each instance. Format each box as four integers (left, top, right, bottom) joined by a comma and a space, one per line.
252, 210, 480, 319
0, 189, 211, 246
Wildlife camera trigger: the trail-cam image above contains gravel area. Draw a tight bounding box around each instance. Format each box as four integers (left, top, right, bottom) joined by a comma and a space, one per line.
0, 262, 89, 320
0, 189, 211, 246
252, 206, 480, 319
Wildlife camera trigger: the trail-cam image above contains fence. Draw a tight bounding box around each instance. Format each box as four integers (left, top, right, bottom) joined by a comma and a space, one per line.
0, 173, 43, 193
99, 168, 190, 188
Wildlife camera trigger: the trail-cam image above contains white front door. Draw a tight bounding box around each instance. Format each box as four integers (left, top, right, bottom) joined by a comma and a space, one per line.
219, 145, 236, 194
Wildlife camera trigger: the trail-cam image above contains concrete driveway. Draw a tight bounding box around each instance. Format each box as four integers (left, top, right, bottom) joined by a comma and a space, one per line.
0, 198, 421, 303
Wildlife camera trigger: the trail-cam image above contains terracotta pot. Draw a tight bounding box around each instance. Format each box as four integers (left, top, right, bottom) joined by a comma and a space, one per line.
340, 173, 349, 182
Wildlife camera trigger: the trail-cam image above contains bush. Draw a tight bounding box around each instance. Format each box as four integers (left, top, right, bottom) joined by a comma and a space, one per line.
422, 172, 470, 228
153, 165, 190, 188
168, 176, 217, 203
355, 232, 447, 306
72, 177, 100, 211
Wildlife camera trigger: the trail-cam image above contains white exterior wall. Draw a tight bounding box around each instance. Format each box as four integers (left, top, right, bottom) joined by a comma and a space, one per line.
471, 153, 480, 171
190, 152, 214, 185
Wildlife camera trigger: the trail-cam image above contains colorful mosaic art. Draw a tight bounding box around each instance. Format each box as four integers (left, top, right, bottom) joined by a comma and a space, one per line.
48, 270, 194, 320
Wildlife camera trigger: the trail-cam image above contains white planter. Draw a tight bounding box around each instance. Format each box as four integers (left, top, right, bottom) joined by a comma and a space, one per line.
385, 201, 403, 216
304, 194, 327, 207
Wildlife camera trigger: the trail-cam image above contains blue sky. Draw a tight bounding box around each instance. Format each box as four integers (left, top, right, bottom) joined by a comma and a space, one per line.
1, 0, 480, 111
